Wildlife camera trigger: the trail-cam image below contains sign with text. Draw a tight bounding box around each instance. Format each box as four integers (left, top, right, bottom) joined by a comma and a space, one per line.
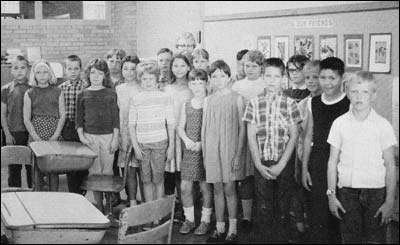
289, 18, 334, 28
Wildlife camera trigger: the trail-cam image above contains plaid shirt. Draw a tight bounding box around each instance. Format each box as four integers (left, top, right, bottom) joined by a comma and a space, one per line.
59, 80, 83, 122
243, 89, 301, 162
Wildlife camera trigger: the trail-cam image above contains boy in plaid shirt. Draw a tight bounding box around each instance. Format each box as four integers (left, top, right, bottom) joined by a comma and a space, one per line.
244, 58, 302, 243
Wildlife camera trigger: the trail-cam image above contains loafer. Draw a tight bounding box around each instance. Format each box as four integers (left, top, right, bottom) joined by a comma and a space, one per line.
194, 221, 210, 235
224, 233, 238, 244
179, 220, 196, 234
206, 229, 226, 244
239, 219, 253, 233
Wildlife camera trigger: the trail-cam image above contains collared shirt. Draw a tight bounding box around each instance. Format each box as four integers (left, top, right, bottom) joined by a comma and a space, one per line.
59, 80, 83, 122
327, 109, 397, 188
243, 89, 302, 161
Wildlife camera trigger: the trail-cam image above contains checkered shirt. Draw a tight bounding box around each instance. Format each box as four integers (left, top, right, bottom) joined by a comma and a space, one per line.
59, 80, 83, 122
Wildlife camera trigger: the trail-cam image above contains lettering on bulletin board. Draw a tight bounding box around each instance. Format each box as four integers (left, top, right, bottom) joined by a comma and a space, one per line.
289, 18, 334, 28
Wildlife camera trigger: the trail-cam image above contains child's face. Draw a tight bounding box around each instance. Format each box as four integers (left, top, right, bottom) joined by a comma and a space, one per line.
65, 60, 81, 82
140, 73, 157, 91
122, 62, 137, 82
189, 79, 207, 97
263, 66, 283, 93
34, 65, 50, 85
193, 56, 209, 71
89, 67, 105, 87
319, 69, 343, 97
304, 66, 321, 94
107, 55, 122, 74
157, 52, 172, 73
244, 60, 262, 81
210, 69, 230, 91
11, 61, 28, 82
172, 58, 190, 80
287, 62, 305, 85
347, 82, 376, 112
176, 38, 196, 54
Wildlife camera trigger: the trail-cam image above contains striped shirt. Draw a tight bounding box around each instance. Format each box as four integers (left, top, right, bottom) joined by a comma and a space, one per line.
243, 89, 302, 161
128, 90, 175, 144
59, 80, 83, 122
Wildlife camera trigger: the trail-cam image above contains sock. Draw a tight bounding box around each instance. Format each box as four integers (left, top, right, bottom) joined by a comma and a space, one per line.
227, 218, 237, 236
130, 200, 137, 206
200, 207, 212, 223
216, 221, 225, 234
183, 206, 195, 222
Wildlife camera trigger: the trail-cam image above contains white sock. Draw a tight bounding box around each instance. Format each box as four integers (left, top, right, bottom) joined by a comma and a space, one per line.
216, 221, 225, 233
227, 218, 237, 236
200, 207, 212, 223
183, 206, 195, 222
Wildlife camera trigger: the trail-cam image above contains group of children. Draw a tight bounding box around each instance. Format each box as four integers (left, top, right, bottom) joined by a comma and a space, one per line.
1, 32, 397, 244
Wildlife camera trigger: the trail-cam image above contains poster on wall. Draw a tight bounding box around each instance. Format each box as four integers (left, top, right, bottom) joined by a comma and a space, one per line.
294, 35, 314, 59
368, 33, 391, 73
274, 36, 289, 64
344, 34, 363, 71
257, 36, 271, 58
319, 35, 337, 60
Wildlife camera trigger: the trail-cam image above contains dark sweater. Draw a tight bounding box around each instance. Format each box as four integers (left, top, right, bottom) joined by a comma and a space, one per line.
284, 88, 310, 103
76, 88, 119, 134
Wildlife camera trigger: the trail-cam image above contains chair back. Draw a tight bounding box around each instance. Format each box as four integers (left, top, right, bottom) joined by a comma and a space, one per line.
1, 146, 33, 192
118, 194, 176, 244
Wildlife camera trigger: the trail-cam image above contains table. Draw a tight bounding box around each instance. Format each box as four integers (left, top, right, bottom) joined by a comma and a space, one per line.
29, 141, 97, 191
1, 192, 110, 244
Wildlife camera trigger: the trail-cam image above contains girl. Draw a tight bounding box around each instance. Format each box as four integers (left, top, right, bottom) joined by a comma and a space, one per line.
203, 60, 245, 243
178, 69, 212, 235
116, 55, 142, 207
23, 59, 66, 191
191, 48, 210, 72
76, 58, 119, 213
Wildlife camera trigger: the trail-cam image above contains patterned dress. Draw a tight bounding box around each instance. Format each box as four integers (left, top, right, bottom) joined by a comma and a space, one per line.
181, 102, 205, 181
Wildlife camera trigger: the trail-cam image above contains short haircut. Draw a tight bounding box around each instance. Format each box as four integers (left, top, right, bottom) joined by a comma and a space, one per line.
244, 50, 264, 66
236, 49, 249, 61
303, 60, 321, 72
85, 58, 112, 88
121, 55, 140, 69
104, 49, 127, 60
346, 71, 377, 92
191, 48, 209, 61
188, 69, 208, 83
287, 55, 310, 69
175, 32, 196, 46
263, 57, 286, 76
320, 57, 345, 77
29, 59, 57, 86
157, 48, 173, 57
64, 55, 82, 69
136, 62, 160, 81
170, 53, 192, 83
209, 60, 231, 77
11, 55, 29, 67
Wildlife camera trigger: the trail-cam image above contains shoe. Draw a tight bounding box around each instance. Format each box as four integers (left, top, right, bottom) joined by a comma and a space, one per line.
194, 221, 210, 236
173, 210, 184, 224
288, 230, 305, 244
179, 220, 196, 234
224, 233, 238, 244
239, 219, 252, 233
206, 229, 226, 244
111, 193, 121, 207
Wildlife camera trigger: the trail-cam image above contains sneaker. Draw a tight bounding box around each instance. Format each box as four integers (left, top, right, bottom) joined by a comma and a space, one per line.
179, 220, 196, 234
206, 229, 226, 244
224, 233, 238, 244
239, 219, 252, 233
194, 221, 210, 235
173, 210, 184, 224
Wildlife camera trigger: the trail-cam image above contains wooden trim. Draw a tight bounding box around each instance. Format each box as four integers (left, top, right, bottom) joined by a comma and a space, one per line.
204, 1, 399, 22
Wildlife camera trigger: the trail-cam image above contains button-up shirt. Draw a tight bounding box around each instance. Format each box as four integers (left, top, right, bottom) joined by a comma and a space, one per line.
59, 80, 83, 122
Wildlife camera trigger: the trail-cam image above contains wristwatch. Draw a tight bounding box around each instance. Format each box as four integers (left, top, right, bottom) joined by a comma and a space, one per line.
326, 189, 336, 196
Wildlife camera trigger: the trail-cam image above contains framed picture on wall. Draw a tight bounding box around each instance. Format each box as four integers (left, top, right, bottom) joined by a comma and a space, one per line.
257, 36, 271, 58
368, 33, 391, 73
319, 35, 337, 60
294, 35, 314, 59
344, 34, 363, 71
274, 36, 289, 64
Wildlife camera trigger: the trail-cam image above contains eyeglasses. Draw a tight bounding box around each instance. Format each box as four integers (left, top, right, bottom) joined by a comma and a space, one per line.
288, 67, 303, 73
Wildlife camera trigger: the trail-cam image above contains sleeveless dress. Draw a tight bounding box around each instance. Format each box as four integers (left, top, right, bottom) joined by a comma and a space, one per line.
203, 91, 245, 183
180, 102, 205, 181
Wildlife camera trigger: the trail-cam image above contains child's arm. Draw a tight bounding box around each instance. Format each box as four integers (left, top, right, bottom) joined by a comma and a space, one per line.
75, 91, 91, 145
201, 98, 207, 157
128, 124, 143, 161
50, 92, 66, 141
233, 95, 246, 170
177, 102, 195, 150
109, 128, 119, 154
374, 146, 397, 225
166, 96, 175, 162
120, 101, 130, 153
302, 112, 314, 191
327, 145, 345, 220
1, 101, 15, 144
77, 127, 91, 145
23, 92, 41, 141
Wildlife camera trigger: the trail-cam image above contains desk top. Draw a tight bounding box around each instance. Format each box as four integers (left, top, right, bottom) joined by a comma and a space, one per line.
29, 141, 97, 158
1, 192, 110, 229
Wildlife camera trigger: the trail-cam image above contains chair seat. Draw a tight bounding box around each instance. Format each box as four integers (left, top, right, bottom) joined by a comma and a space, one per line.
81, 175, 124, 193
1, 187, 33, 193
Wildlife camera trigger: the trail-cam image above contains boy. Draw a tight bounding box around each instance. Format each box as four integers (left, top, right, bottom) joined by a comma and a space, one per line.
1, 55, 32, 188
157, 48, 173, 89
128, 63, 175, 205
285, 55, 310, 102
327, 71, 397, 244
175, 32, 196, 56
232, 50, 265, 233
302, 57, 350, 244
59, 55, 87, 195
244, 58, 301, 243
104, 49, 127, 88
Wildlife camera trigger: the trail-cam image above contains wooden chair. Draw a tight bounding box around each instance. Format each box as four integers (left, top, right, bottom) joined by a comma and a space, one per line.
1, 146, 34, 192
118, 194, 176, 244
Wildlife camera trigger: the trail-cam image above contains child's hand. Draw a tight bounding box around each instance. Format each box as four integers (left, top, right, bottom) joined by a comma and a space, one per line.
32, 135, 42, 142
109, 138, 119, 154
302, 168, 312, 191
49, 134, 59, 141
184, 139, 196, 150
328, 196, 346, 220
268, 162, 285, 177
232, 156, 241, 171
79, 136, 91, 146
191, 142, 202, 152
255, 164, 276, 180
374, 200, 394, 225
5, 132, 15, 145
133, 146, 144, 161
166, 145, 175, 162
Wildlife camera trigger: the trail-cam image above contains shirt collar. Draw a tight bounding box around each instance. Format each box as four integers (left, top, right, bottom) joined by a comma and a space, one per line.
12, 79, 29, 86
348, 107, 377, 123
67, 79, 83, 86
292, 83, 307, 90
264, 88, 284, 98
